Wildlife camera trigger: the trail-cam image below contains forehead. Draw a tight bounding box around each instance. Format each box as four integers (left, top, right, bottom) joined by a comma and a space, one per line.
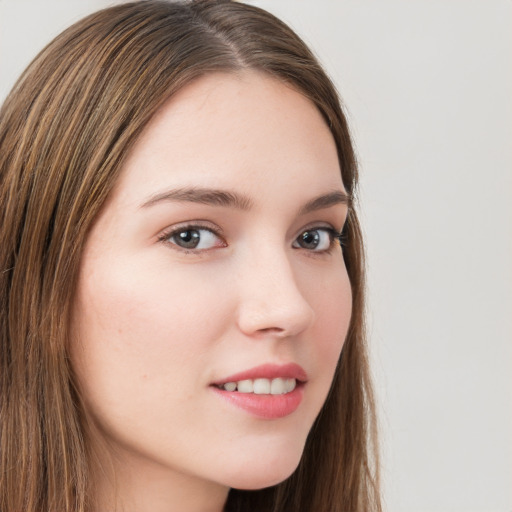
113, 71, 344, 207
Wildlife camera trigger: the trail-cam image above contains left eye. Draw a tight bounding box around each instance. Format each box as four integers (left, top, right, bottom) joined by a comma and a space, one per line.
293, 228, 338, 252
164, 227, 223, 250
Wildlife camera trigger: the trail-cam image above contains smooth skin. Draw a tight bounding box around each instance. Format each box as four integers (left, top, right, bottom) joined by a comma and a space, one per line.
71, 71, 352, 512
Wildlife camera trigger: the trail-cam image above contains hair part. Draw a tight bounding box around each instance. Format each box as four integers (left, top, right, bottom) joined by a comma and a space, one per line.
0, 1, 380, 510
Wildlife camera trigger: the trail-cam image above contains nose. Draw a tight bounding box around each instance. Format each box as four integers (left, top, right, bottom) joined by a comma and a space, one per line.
235, 249, 316, 339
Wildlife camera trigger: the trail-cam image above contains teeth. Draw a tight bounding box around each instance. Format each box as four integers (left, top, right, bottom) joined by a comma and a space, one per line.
253, 378, 270, 394
223, 382, 237, 392
270, 377, 285, 394
285, 378, 296, 393
221, 378, 297, 395
237, 379, 253, 393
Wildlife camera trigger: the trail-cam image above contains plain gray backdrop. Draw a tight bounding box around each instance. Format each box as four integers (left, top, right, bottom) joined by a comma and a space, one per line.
1, 1, 511, 510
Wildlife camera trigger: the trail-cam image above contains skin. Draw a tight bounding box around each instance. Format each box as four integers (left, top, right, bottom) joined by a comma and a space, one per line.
71, 70, 352, 512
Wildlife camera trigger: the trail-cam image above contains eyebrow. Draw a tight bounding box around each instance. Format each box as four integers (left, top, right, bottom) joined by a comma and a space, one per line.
140, 187, 253, 210
298, 190, 350, 215
140, 186, 350, 212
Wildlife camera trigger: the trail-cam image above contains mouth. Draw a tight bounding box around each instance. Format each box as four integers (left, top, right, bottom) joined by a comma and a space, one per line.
210, 363, 307, 419
214, 377, 298, 395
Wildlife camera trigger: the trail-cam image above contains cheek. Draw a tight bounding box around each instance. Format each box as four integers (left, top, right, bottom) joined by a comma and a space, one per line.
322, 273, 352, 350
78, 255, 218, 339
71, 256, 229, 405
70, 256, 236, 462
306, 266, 352, 390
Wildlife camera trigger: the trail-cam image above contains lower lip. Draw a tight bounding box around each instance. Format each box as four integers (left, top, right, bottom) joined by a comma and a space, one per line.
211, 385, 304, 419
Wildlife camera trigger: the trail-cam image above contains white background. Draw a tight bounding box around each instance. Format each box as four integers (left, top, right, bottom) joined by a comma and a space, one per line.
1, 1, 511, 510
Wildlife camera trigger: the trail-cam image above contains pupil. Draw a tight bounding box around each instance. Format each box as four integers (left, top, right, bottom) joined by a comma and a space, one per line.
302, 231, 319, 248
177, 230, 200, 248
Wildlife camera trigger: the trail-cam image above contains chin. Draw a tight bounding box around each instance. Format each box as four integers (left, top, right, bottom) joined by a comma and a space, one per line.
222, 448, 303, 491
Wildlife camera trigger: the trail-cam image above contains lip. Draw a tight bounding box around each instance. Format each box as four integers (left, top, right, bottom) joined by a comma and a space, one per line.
210, 363, 307, 420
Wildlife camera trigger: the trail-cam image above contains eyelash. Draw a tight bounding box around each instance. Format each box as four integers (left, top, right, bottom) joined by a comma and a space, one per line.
158, 223, 346, 254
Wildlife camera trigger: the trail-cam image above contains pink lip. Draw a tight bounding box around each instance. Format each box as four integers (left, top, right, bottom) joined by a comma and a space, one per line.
210, 363, 307, 420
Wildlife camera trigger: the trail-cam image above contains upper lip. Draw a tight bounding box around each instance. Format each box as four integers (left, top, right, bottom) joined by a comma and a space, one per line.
212, 363, 308, 385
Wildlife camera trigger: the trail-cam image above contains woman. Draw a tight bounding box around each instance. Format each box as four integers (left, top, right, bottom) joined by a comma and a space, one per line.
0, 1, 380, 511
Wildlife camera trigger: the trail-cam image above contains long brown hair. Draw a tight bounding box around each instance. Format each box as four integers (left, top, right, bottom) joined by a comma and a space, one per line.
0, 1, 381, 510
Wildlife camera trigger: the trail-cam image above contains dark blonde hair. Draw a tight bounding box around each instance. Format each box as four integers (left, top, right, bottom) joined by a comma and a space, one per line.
0, 1, 380, 510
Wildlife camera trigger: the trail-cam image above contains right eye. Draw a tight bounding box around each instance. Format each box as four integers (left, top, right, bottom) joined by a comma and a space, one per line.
160, 225, 226, 251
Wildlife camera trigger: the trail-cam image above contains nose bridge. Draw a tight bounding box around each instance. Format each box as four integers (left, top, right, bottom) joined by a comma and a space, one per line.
236, 242, 315, 337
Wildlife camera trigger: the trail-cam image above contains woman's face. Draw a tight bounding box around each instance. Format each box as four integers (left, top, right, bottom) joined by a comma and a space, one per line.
72, 71, 351, 504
